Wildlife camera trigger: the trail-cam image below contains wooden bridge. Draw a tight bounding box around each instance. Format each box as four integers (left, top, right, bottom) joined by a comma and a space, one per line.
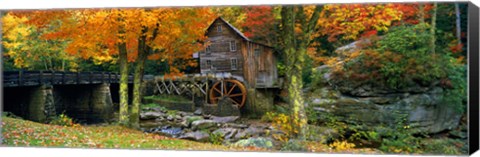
2, 70, 138, 124
3, 71, 133, 87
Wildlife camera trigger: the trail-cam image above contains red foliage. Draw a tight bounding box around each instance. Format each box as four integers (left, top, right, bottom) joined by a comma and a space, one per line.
450, 43, 464, 53
392, 3, 433, 25
241, 6, 275, 43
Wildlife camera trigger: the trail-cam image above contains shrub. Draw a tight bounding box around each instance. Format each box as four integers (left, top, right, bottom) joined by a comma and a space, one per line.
261, 112, 297, 142
329, 140, 355, 151
281, 139, 308, 151
49, 114, 79, 127
209, 132, 224, 145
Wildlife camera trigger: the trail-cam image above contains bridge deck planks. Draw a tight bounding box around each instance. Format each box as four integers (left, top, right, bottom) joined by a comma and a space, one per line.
3, 71, 133, 87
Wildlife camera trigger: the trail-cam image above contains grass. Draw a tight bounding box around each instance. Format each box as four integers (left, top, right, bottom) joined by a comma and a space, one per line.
141, 103, 167, 110
0, 117, 264, 151
143, 95, 191, 103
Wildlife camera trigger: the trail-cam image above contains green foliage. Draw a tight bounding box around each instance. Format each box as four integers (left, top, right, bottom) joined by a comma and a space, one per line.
441, 61, 467, 114
276, 62, 287, 77
144, 95, 191, 103
280, 139, 308, 151
208, 132, 224, 145
330, 24, 467, 113
305, 104, 319, 125
140, 103, 167, 110
368, 113, 420, 153
420, 138, 466, 155
49, 114, 78, 127
2, 112, 23, 119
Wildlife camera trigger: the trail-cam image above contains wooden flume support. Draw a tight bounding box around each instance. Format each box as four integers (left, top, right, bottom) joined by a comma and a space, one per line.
154, 73, 248, 108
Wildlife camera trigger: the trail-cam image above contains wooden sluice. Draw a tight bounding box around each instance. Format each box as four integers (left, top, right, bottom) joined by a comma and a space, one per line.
154, 73, 248, 108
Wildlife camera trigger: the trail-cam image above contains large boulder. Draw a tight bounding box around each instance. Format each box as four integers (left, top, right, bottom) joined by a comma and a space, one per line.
191, 120, 219, 130
211, 116, 240, 123
140, 111, 166, 120
179, 131, 210, 142
309, 86, 462, 133
232, 137, 274, 149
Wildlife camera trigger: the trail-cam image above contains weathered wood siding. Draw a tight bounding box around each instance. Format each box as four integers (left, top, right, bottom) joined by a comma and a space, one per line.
199, 20, 243, 77
242, 42, 278, 88
199, 17, 278, 88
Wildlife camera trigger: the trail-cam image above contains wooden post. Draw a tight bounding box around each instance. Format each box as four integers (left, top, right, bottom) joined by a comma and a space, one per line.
76, 72, 80, 84
101, 72, 105, 83
51, 71, 55, 84
18, 70, 23, 86
39, 71, 43, 84
61, 71, 65, 84
89, 72, 93, 83
205, 78, 209, 103
108, 72, 111, 83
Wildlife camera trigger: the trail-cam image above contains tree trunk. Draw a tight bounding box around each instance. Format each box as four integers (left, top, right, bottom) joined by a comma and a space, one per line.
288, 48, 308, 140
130, 33, 148, 128
281, 6, 307, 140
118, 42, 129, 126
418, 4, 425, 24
455, 3, 462, 45
430, 2, 437, 54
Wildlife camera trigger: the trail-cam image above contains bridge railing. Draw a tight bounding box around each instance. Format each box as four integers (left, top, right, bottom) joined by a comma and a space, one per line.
3, 71, 132, 87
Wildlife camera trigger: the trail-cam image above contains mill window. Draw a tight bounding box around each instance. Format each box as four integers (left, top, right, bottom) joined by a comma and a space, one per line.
231, 58, 238, 70
206, 60, 212, 68
230, 41, 237, 52
205, 45, 211, 54
217, 25, 222, 32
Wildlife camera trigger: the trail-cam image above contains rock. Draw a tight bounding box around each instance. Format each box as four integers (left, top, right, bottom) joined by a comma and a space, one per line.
191, 120, 218, 130
235, 126, 265, 139
140, 111, 165, 120
180, 120, 189, 128
216, 97, 241, 117
212, 128, 238, 138
156, 126, 183, 137
309, 86, 462, 134
167, 115, 174, 121
185, 116, 204, 125
194, 108, 203, 115
175, 115, 182, 120
211, 116, 240, 123
232, 137, 274, 149
223, 123, 249, 129
179, 131, 210, 142
152, 107, 166, 113
202, 114, 211, 119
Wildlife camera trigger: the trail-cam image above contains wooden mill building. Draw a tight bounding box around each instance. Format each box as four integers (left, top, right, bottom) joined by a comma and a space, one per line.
195, 17, 280, 89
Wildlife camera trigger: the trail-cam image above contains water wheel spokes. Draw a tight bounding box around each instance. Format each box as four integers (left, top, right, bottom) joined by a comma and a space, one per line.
209, 79, 247, 108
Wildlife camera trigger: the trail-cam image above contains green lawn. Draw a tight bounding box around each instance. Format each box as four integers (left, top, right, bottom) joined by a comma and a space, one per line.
0, 117, 262, 151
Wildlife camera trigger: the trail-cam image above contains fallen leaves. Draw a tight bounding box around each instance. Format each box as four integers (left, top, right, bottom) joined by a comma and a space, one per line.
1, 117, 239, 151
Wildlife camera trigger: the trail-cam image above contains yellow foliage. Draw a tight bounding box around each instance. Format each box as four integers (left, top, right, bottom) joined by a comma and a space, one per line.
329, 140, 356, 151
262, 112, 301, 142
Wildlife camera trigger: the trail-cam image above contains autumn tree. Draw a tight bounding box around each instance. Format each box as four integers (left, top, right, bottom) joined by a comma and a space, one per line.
13, 8, 214, 127
2, 13, 76, 71
211, 7, 246, 30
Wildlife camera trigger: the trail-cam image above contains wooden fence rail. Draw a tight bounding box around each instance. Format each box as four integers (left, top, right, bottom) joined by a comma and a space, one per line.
3, 71, 133, 87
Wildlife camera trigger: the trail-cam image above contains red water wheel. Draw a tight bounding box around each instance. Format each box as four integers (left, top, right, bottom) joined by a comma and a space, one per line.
209, 79, 247, 108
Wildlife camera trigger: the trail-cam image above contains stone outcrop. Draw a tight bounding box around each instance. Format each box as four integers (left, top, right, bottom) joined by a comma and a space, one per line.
308, 67, 462, 133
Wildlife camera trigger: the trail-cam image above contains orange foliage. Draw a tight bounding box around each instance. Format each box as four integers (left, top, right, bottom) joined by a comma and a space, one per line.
11, 8, 215, 75
318, 4, 402, 42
